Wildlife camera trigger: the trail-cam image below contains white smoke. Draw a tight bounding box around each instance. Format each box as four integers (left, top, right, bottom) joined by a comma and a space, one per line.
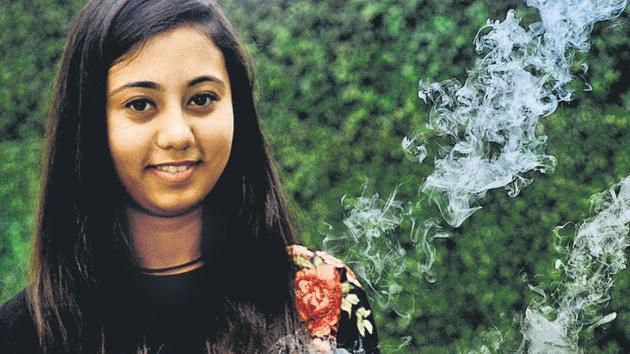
410, 0, 627, 227
321, 0, 628, 352
519, 176, 630, 353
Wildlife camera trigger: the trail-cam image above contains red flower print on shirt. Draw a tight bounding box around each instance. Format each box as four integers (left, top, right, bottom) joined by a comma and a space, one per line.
294, 263, 343, 338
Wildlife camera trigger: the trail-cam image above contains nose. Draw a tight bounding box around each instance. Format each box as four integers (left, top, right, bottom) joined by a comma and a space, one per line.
155, 108, 195, 150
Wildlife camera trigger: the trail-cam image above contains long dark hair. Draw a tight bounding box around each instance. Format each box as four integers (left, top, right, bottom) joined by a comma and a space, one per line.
28, 0, 302, 352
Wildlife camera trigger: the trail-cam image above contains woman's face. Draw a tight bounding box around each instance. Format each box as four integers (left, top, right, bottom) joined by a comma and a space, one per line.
107, 26, 233, 216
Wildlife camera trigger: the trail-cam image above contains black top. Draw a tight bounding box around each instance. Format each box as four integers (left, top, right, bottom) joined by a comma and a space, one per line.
1, 249, 381, 353
0, 267, 213, 354
134, 266, 211, 353
0, 290, 37, 354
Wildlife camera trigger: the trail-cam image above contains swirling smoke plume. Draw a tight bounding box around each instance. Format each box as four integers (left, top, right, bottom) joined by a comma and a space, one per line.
319, 0, 629, 352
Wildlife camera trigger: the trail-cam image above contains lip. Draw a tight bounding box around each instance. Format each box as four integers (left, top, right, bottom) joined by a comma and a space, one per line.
148, 161, 200, 184
150, 160, 199, 167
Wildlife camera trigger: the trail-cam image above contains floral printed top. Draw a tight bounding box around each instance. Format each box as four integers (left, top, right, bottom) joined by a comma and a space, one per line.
288, 245, 380, 353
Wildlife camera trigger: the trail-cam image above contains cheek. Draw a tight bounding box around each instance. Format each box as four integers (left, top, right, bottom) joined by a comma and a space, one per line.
221, 121, 234, 164
220, 120, 234, 157
107, 117, 148, 178
199, 117, 234, 162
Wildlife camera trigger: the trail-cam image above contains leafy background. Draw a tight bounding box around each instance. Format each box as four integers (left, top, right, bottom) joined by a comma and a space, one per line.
1, 0, 630, 352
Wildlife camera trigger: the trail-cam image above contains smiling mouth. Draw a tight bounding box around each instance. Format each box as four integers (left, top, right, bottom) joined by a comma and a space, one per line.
154, 164, 194, 173
148, 161, 201, 183
149, 160, 200, 170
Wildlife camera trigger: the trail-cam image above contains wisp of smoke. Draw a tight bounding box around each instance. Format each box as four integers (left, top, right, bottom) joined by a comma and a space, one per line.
409, 0, 627, 227
322, 188, 407, 295
325, 0, 626, 293
519, 176, 630, 353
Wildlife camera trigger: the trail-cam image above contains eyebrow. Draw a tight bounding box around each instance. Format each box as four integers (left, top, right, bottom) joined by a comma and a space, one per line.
108, 75, 226, 96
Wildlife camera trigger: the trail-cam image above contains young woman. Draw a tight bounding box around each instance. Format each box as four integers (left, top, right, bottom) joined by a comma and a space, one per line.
0, 0, 379, 353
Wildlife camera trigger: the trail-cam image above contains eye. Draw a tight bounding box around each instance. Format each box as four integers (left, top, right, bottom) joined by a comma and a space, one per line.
125, 98, 155, 112
188, 92, 218, 107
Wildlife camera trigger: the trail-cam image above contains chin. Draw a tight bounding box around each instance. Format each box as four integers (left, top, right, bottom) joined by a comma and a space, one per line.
143, 200, 204, 218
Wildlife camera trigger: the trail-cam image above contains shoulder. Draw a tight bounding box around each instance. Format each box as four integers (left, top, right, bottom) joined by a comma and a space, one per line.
287, 244, 362, 287
287, 245, 380, 353
0, 290, 38, 354
0, 290, 30, 330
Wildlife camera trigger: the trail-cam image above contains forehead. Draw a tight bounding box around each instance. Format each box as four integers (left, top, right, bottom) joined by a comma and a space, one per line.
107, 26, 228, 88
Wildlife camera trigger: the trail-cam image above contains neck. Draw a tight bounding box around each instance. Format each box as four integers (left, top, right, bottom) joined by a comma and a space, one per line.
128, 206, 204, 275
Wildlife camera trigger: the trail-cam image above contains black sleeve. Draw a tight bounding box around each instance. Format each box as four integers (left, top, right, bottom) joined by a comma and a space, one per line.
0, 290, 39, 354
335, 271, 380, 354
